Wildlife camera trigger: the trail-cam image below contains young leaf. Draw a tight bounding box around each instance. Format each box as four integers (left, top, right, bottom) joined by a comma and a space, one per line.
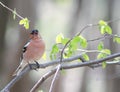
19, 18, 29, 29
102, 62, 107, 68
56, 33, 64, 43
82, 53, 89, 61
65, 49, 73, 58
101, 49, 111, 55
50, 44, 59, 60
97, 53, 106, 59
65, 36, 81, 57
79, 36, 87, 48
113, 36, 120, 44
99, 20, 107, 26
72, 36, 81, 43
97, 49, 111, 59
105, 25, 112, 34
97, 42, 104, 51
100, 26, 106, 34
98, 20, 112, 34
70, 36, 81, 50
61, 38, 69, 45
65, 44, 75, 58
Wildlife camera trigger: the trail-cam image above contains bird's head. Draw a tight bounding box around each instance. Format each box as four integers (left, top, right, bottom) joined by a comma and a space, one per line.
30, 30, 39, 35
30, 29, 41, 39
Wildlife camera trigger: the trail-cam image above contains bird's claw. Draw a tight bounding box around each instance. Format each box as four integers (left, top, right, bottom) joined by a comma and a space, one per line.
34, 61, 40, 68
28, 61, 40, 71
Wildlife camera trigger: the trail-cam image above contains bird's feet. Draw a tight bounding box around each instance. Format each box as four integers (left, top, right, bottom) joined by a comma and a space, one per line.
34, 61, 40, 68
28, 61, 40, 70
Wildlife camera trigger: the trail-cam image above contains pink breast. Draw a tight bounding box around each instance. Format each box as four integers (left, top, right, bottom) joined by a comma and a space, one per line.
23, 39, 45, 62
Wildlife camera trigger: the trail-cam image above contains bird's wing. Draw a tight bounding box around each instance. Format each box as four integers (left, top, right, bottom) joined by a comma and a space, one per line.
13, 41, 31, 76
20, 41, 30, 60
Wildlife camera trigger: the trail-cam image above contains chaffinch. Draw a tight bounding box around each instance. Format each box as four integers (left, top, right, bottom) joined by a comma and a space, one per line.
13, 30, 45, 76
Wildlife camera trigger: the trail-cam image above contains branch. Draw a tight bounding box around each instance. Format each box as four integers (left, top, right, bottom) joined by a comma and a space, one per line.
30, 52, 120, 92
0, 2, 24, 19
1, 67, 29, 92
30, 68, 57, 92
48, 64, 61, 92
1, 52, 120, 92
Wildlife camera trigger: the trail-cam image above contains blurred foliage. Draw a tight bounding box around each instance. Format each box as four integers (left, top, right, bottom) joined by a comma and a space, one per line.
113, 35, 120, 44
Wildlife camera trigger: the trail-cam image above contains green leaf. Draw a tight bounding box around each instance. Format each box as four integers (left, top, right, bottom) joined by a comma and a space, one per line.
97, 53, 106, 59
70, 36, 81, 50
65, 36, 80, 57
100, 26, 106, 34
97, 42, 104, 51
79, 36, 87, 48
99, 20, 107, 26
56, 33, 64, 43
50, 44, 59, 60
113, 36, 120, 44
97, 49, 111, 59
105, 25, 112, 34
61, 38, 69, 45
101, 49, 111, 55
64, 50, 73, 58
65, 45, 75, 57
19, 19, 25, 25
64, 36, 87, 57
72, 36, 81, 43
13, 8, 16, 20
98, 20, 112, 34
102, 62, 107, 68
19, 18, 29, 29
82, 53, 89, 61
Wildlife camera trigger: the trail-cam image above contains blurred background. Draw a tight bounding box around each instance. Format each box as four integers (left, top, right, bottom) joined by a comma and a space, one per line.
0, 0, 120, 92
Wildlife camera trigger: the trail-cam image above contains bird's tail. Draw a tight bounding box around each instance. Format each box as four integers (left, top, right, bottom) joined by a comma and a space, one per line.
12, 60, 28, 76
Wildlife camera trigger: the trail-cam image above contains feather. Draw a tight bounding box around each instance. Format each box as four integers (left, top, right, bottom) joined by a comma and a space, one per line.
12, 60, 28, 76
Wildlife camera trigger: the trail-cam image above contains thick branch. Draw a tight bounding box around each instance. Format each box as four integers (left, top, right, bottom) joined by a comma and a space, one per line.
1, 52, 120, 92
30, 52, 120, 91
1, 67, 29, 92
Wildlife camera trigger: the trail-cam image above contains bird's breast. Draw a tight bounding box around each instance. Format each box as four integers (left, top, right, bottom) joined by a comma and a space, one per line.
23, 39, 45, 61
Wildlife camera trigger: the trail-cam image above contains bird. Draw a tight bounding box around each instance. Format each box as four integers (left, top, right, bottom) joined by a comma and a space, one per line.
13, 29, 45, 76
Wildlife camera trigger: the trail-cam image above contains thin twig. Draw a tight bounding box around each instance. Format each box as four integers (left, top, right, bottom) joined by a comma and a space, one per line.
76, 24, 98, 36
0, 1, 24, 19
60, 23, 99, 63
87, 34, 110, 42
49, 64, 61, 92
107, 18, 120, 24
30, 69, 57, 92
